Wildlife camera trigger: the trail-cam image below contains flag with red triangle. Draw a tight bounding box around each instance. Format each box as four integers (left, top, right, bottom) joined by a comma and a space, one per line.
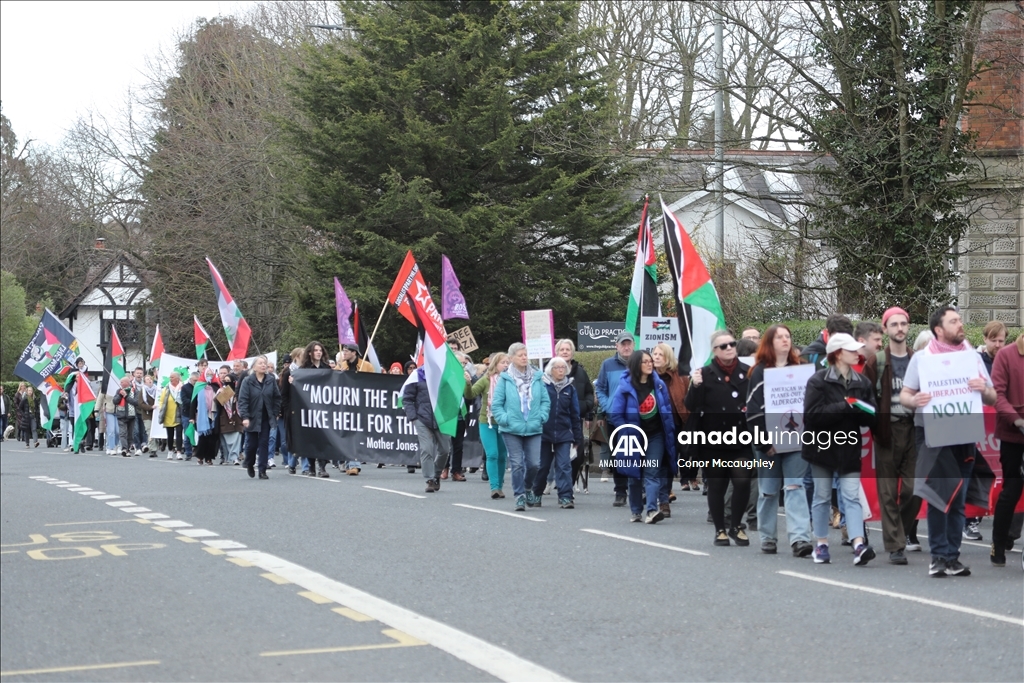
104, 325, 127, 397
72, 371, 96, 451
150, 324, 165, 371
625, 197, 661, 342
194, 316, 212, 360
206, 257, 252, 360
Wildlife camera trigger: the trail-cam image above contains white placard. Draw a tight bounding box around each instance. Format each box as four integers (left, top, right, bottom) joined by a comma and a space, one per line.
763, 364, 816, 453
639, 316, 682, 357
918, 350, 986, 448
521, 309, 554, 360
155, 351, 279, 387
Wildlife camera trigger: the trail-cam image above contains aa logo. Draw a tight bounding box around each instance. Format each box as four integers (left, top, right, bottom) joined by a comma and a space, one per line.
610, 424, 647, 459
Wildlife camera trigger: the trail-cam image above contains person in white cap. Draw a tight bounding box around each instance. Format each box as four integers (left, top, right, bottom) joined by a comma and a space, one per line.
802, 332, 878, 566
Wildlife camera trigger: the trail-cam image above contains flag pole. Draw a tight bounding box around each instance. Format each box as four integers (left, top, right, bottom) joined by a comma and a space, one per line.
208, 338, 225, 362
363, 299, 389, 362
660, 193, 694, 371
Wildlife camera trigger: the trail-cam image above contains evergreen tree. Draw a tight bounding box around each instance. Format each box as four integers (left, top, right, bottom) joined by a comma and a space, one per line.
285, 0, 635, 359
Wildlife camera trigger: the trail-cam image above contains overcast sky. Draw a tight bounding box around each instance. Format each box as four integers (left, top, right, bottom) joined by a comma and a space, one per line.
1, 1, 254, 150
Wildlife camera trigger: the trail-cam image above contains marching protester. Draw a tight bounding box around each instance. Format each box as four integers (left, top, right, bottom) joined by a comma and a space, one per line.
745, 324, 813, 557
216, 367, 243, 465
113, 376, 138, 456
405, 359, 453, 493
159, 371, 185, 458
866, 307, 921, 564
491, 342, 550, 511
652, 342, 689, 516
444, 351, 474, 482
193, 373, 219, 465
293, 341, 333, 477
336, 343, 371, 474
276, 348, 304, 473
99, 383, 119, 454
900, 306, 997, 577
855, 321, 884, 353
532, 356, 582, 509
991, 332, 1024, 567
609, 349, 677, 524
686, 330, 752, 545
595, 331, 635, 507
16, 385, 40, 448
180, 372, 198, 461
132, 367, 149, 452
238, 355, 281, 479
555, 339, 596, 487
138, 374, 157, 456
466, 352, 510, 498
801, 314, 854, 369
803, 333, 877, 565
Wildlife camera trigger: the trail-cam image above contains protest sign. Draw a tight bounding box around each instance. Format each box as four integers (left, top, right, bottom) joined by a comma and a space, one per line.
447, 326, 479, 354
918, 350, 986, 448
763, 364, 816, 453
639, 316, 682, 356
521, 309, 554, 360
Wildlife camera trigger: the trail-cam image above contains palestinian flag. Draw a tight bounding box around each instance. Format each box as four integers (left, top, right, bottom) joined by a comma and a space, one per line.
104, 325, 127, 397
387, 251, 464, 436
847, 397, 876, 415
149, 324, 165, 371
625, 197, 661, 342
194, 316, 212, 360
72, 371, 96, 451
184, 421, 198, 447
14, 309, 81, 388
660, 197, 726, 372
37, 377, 62, 430
206, 257, 252, 360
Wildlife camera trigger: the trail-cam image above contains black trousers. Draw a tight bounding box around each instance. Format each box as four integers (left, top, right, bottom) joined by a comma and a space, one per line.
451, 417, 466, 473
705, 449, 753, 531
243, 418, 271, 474
993, 441, 1024, 548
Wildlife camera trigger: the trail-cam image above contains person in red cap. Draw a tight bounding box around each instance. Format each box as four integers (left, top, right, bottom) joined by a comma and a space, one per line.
869, 306, 923, 565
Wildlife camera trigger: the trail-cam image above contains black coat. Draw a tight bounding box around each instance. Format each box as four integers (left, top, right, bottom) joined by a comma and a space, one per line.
568, 359, 596, 420
403, 369, 437, 429
180, 382, 195, 419
801, 365, 876, 473
238, 372, 282, 434
684, 360, 751, 451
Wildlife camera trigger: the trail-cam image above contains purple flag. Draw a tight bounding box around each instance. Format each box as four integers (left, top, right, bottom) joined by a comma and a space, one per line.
441, 255, 469, 320
334, 277, 355, 347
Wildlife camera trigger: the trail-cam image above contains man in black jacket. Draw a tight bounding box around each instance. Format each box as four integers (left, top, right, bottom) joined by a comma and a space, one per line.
403, 368, 451, 493
180, 372, 197, 460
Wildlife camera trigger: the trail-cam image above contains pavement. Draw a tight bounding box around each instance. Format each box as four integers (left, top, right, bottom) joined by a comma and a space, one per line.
1, 440, 1022, 682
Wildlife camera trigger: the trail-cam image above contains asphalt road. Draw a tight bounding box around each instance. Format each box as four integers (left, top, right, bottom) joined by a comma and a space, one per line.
2, 441, 1022, 682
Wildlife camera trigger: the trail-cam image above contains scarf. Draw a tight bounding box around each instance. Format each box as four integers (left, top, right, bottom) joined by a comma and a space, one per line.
197, 384, 217, 436
714, 357, 739, 378
510, 365, 534, 422
487, 374, 500, 425
928, 337, 973, 354
544, 373, 571, 392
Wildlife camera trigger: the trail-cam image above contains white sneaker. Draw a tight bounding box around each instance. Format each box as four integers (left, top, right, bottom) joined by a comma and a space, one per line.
142, 444, 149, 453
63, 447, 72, 452
268, 459, 276, 468
167, 453, 173, 460
176, 453, 183, 460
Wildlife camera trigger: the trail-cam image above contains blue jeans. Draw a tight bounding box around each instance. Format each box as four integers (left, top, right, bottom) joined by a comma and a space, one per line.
502, 433, 541, 497
534, 440, 573, 500
134, 414, 146, 448
275, 421, 295, 468
104, 413, 119, 449
628, 432, 664, 515
922, 441, 975, 562
243, 420, 271, 473
757, 450, 811, 545
811, 465, 864, 543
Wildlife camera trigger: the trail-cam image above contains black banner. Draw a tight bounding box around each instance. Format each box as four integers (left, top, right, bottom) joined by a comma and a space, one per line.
288, 369, 483, 467
288, 369, 419, 465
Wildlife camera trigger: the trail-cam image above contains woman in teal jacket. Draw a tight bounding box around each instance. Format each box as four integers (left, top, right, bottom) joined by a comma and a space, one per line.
491, 343, 551, 511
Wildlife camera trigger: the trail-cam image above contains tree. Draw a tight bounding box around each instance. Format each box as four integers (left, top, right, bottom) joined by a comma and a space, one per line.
1, 271, 35, 380
285, 0, 636, 359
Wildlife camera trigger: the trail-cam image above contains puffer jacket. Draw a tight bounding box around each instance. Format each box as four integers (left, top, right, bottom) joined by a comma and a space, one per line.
801, 365, 876, 473
491, 369, 551, 436
607, 370, 678, 477
542, 377, 582, 444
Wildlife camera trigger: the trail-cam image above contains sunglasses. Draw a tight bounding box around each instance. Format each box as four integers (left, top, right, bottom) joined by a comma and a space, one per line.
715, 341, 737, 350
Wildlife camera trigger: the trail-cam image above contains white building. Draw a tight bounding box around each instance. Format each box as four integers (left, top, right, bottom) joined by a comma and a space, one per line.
59, 245, 152, 377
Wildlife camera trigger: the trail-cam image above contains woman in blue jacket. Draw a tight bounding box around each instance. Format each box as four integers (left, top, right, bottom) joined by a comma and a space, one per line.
532, 357, 582, 509
491, 343, 551, 511
608, 350, 678, 524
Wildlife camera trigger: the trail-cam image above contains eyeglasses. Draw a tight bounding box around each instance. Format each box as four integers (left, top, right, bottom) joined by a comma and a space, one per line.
715, 341, 737, 350
641, 358, 654, 365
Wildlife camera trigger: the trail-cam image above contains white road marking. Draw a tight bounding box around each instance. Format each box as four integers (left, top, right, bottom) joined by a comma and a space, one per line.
228, 550, 571, 682
91, 495, 120, 500
46, 481, 69, 485
56, 484, 79, 488
177, 529, 218, 538
119, 507, 150, 513
452, 503, 545, 522
777, 570, 1024, 626
288, 474, 340, 483
865, 525, 1022, 554
135, 513, 170, 520
153, 521, 192, 528
66, 487, 92, 492
79, 491, 104, 495
364, 486, 426, 499
29, 476, 53, 480
580, 528, 710, 557
106, 501, 136, 507
203, 540, 247, 550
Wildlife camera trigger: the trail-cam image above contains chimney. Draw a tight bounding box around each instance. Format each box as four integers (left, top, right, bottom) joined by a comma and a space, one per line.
95, 237, 106, 249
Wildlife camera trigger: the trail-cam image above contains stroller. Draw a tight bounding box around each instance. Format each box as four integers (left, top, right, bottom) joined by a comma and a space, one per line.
44, 416, 61, 448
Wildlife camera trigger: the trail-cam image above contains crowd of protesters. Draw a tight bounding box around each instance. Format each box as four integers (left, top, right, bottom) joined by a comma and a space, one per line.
4, 306, 1022, 575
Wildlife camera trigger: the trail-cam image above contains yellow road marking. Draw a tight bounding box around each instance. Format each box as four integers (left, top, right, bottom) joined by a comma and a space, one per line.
151, 526, 173, 532
176, 536, 199, 543
260, 629, 426, 657
0, 550, 19, 555
1, 534, 47, 548
227, 557, 254, 567
260, 572, 291, 585
26, 546, 102, 561
203, 547, 225, 555
1, 660, 160, 677
43, 519, 148, 526
332, 607, 374, 622
297, 590, 333, 604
